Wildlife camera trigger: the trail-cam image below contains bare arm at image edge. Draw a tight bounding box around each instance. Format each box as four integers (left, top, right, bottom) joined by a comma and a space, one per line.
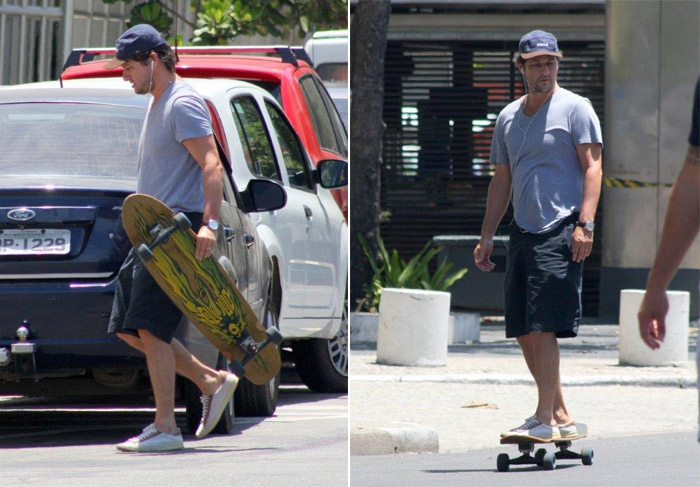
638, 145, 700, 349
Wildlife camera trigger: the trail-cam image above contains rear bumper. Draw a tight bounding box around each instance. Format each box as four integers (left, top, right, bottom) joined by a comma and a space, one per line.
0, 279, 145, 382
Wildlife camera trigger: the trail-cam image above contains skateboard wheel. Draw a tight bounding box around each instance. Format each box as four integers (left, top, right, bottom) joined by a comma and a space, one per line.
542, 452, 556, 470
581, 446, 594, 466
267, 327, 284, 345
173, 212, 192, 231
136, 243, 154, 262
229, 361, 246, 379
496, 453, 510, 472
535, 448, 547, 464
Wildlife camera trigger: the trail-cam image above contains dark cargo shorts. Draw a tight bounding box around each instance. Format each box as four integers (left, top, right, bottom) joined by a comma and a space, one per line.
107, 212, 203, 344
504, 214, 583, 339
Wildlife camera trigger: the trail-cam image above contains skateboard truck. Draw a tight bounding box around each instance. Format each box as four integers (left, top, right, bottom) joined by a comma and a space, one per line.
228, 327, 284, 378
136, 213, 192, 262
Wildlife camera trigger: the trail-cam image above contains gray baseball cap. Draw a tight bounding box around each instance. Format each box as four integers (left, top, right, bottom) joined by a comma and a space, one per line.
518, 30, 563, 59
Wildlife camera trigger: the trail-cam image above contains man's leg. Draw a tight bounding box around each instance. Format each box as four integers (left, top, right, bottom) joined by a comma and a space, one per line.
517, 333, 571, 425
118, 332, 223, 396
138, 329, 179, 435
530, 332, 568, 426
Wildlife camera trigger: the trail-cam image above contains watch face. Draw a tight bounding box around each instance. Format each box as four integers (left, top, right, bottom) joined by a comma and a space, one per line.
207, 219, 219, 231
584, 222, 595, 232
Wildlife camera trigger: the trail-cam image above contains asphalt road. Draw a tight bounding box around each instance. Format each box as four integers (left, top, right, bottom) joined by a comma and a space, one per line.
0, 384, 348, 487
350, 431, 700, 487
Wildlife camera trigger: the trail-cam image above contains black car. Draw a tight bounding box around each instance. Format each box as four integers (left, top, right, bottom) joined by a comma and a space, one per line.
0, 85, 286, 432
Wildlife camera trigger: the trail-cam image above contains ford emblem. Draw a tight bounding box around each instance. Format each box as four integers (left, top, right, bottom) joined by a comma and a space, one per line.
7, 208, 36, 221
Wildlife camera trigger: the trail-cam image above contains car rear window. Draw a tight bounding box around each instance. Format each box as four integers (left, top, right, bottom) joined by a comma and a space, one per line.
0, 102, 144, 187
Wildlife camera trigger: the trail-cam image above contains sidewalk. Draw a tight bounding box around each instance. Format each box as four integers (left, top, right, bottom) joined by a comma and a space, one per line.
349, 320, 698, 455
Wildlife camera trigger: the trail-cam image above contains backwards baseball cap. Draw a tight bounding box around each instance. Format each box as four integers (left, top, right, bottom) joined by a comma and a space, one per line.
104, 24, 167, 69
518, 30, 563, 59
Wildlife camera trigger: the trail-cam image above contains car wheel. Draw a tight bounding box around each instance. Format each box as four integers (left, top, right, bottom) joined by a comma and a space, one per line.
234, 294, 281, 417
183, 353, 235, 435
291, 295, 348, 393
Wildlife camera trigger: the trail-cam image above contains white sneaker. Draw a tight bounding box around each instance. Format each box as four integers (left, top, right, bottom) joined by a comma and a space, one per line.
502, 415, 584, 440
502, 417, 561, 441
500, 415, 536, 437
559, 422, 587, 439
116, 424, 184, 452
195, 373, 239, 439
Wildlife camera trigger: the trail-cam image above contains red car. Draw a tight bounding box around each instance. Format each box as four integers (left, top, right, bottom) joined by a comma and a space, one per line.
61, 46, 348, 220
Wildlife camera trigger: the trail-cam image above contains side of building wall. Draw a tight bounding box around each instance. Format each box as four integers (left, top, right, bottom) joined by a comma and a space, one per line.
600, 0, 700, 318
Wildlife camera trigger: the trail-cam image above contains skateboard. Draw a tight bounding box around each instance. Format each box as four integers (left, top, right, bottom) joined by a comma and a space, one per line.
497, 423, 593, 471
121, 193, 283, 385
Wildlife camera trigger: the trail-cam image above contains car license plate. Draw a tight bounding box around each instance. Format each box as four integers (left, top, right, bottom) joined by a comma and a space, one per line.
0, 229, 71, 256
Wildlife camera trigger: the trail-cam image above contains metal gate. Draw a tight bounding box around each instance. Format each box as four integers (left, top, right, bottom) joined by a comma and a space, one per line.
380, 39, 605, 315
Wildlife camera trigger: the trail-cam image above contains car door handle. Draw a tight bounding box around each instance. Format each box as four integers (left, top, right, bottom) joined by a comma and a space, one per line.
303, 205, 313, 220
224, 226, 236, 241
244, 232, 255, 248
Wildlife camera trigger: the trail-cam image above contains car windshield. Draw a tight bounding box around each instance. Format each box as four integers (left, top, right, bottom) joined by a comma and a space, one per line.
0, 101, 145, 190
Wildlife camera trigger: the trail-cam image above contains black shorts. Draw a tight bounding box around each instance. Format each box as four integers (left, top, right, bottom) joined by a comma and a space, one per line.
107, 212, 203, 344
504, 214, 583, 339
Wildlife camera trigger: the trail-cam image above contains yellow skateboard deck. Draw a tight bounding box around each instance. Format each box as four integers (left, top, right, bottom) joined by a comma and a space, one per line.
121, 193, 282, 385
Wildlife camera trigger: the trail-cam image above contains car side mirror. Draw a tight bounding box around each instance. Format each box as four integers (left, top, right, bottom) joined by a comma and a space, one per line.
314, 159, 348, 189
241, 179, 287, 213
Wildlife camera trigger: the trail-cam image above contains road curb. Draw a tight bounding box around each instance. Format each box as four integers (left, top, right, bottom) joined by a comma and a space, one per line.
350, 423, 439, 456
350, 374, 697, 388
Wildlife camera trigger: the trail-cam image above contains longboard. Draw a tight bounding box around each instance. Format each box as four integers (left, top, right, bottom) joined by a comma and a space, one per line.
121, 193, 282, 384
497, 423, 593, 471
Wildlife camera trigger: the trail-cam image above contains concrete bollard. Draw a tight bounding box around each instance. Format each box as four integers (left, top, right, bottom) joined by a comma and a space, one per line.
449, 312, 481, 344
349, 312, 379, 344
619, 289, 690, 366
376, 288, 451, 366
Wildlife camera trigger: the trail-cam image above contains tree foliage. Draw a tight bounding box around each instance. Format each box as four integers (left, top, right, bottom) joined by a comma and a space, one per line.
103, 0, 347, 45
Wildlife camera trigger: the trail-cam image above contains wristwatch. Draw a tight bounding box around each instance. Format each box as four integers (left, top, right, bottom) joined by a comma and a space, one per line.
205, 219, 220, 231
576, 220, 595, 232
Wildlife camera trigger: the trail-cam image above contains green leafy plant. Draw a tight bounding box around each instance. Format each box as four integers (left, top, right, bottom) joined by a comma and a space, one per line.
356, 233, 468, 312
128, 1, 172, 32
103, 0, 348, 45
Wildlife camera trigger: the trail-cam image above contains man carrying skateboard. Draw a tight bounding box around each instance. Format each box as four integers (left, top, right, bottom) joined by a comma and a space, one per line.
638, 75, 700, 442
105, 24, 238, 451
474, 30, 603, 441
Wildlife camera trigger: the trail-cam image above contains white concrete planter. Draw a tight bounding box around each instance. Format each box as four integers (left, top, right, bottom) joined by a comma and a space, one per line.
350, 312, 379, 344
376, 288, 451, 366
619, 289, 690, 366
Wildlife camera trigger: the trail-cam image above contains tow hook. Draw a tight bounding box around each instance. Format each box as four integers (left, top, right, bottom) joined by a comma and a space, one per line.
11, 321, 37, 379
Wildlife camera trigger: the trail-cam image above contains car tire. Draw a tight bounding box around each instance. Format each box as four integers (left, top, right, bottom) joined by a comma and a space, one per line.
291, 297, 348, 393
183, 353, 235, 435
234, 370, 280, 417
234, 293, 281, 417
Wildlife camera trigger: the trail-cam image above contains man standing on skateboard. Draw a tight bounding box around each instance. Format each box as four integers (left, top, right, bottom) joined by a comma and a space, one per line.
105, 24, 238, 451
638, 75, 699, 442
474, 30, 603, 441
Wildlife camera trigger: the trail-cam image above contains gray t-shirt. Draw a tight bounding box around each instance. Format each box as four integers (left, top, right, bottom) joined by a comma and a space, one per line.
137, 82, 212, 213
490, 87, 603, 233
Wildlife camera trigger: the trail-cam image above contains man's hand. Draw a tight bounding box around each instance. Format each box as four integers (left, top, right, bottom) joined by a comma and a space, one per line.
571, 226, 593, 262
195, 226, 217, 260
474, 236, 495, 272
637, 289, 668, 350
